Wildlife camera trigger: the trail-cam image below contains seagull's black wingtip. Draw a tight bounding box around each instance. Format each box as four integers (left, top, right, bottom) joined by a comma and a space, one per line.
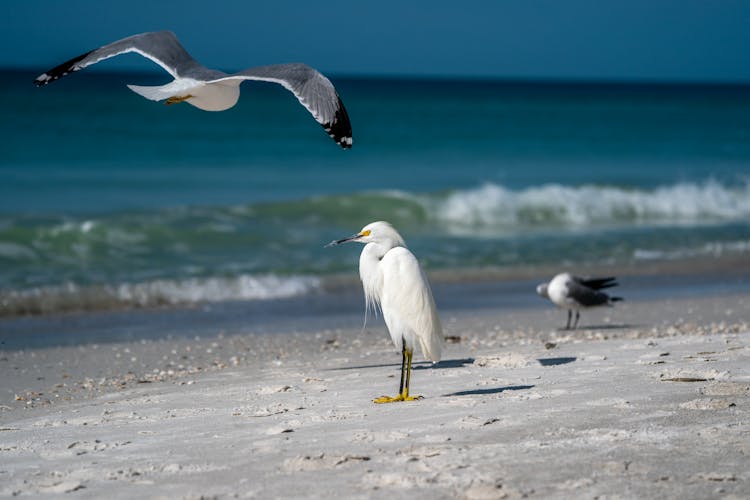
325, 96, 353, 149
336, 135, 353, 149
323, 122, 352, 149
33, 50, 94, 87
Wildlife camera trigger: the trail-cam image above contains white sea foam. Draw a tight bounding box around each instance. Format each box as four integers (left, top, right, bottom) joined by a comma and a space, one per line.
47, 220, 99, 236
422, 180, 750, 233
0, 274, 322, 316
115, 274, 321, 305
0, 242, 38, 260
634, 240, 750, 261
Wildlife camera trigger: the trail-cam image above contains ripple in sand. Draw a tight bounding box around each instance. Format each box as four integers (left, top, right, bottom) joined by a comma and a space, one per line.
283, 453, 370, 471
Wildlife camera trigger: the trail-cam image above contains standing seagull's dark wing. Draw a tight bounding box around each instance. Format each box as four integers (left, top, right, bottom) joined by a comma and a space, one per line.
577, 276, 618, 290
214, 63, 353, 149
34, 31, 210, 86
567, 280, 613, 307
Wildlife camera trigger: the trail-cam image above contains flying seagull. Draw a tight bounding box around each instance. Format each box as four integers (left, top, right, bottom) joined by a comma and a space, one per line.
536, 273, 623, 329
34, 31, 353, 148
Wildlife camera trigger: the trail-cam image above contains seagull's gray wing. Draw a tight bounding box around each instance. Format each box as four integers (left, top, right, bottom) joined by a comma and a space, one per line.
567, 279, 612, 307
34, 31, 217, 86
214, 63, 353, 149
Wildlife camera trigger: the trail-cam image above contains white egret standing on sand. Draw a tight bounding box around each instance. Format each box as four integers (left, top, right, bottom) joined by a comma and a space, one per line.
536, 273, 623, 329
34, 31, 352, 148
327, 221, 444, 403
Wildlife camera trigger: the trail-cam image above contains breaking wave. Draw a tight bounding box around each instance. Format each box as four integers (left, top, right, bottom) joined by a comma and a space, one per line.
424, 180, 750, 233
0, 274, 321, 316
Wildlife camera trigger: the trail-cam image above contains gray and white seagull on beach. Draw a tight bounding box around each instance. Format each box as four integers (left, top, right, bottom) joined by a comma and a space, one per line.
34, 30, 353, 148
536, 272, 623, 330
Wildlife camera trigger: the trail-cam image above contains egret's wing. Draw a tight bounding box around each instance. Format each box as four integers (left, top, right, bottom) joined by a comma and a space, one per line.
34, 31, 218, 86
212, 64, 353, 149
567, 279, 611, 307
380, 248, 443, 362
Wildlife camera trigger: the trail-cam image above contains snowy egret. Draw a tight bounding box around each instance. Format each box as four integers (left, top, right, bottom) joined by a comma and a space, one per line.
536, 273, 623, 329
327, 221, 443, 403
34, 31, 352, 148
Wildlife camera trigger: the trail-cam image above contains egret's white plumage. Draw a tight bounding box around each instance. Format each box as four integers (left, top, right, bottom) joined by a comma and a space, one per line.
536, 272, 623, 329
34, 31, 352, 148
327, 221, 443, 403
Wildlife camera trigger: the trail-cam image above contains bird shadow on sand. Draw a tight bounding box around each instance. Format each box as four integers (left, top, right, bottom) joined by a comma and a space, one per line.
444, 385, 535, 397
559, 323, 638, 331
414, 358, 475, 370
537, 357, 577, 366
327, 358, 474, 371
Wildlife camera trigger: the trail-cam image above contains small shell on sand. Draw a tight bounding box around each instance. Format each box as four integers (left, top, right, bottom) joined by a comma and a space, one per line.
473, 353, 530, 368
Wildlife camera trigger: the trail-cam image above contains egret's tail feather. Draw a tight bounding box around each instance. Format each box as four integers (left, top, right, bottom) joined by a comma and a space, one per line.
420, 334, 443, 363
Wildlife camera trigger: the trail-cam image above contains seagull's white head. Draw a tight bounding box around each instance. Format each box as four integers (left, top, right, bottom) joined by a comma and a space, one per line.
326, 221, 405, 249
536, 282, 549, 298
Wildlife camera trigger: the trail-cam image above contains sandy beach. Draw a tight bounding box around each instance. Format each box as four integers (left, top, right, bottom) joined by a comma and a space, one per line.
1, 269, 749, 499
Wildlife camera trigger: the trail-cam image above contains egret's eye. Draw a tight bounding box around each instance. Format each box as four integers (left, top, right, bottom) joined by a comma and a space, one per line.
359, 229, 371, 237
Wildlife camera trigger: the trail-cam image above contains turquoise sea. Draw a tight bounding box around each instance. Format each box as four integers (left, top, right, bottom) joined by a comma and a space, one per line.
1, 70, 749, 315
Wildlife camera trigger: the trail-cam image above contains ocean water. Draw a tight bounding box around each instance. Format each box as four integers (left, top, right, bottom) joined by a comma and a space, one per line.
1, 70, 749, 315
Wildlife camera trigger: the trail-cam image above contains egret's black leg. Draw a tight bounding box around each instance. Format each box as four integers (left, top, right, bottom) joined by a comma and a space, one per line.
403, 350, 412, 398
398, 340, 407, 395
565, 310, 572, 330
573, 310, 580, 329
401, 350, 420, 401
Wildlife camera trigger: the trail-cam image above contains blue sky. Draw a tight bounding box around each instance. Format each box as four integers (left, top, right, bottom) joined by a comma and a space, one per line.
4, 1, 750, 82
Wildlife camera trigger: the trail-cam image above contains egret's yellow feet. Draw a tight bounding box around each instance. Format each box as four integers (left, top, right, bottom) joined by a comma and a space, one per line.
373, 346, 423, 403
165, 94, 193, 105
373, 393, 423, 404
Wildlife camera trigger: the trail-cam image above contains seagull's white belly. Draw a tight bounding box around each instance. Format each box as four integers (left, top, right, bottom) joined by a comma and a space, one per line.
187, 81, 241, 111
127, 78, 241, 112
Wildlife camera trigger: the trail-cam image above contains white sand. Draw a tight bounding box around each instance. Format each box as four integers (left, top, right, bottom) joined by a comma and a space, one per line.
1, 295, 750, 498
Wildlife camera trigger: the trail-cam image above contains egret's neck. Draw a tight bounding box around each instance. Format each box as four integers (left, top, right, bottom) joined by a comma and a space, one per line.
362, 241, 392, 260
359, 241, 398, 306
360, 242, 385, 282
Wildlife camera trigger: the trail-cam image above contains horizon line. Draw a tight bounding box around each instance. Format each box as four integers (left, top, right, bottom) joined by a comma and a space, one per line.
3, 65, 750, 88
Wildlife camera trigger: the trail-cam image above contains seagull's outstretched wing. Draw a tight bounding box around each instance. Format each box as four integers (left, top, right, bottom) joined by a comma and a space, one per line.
34, 31, 212, 86
214, 64, 353, 149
